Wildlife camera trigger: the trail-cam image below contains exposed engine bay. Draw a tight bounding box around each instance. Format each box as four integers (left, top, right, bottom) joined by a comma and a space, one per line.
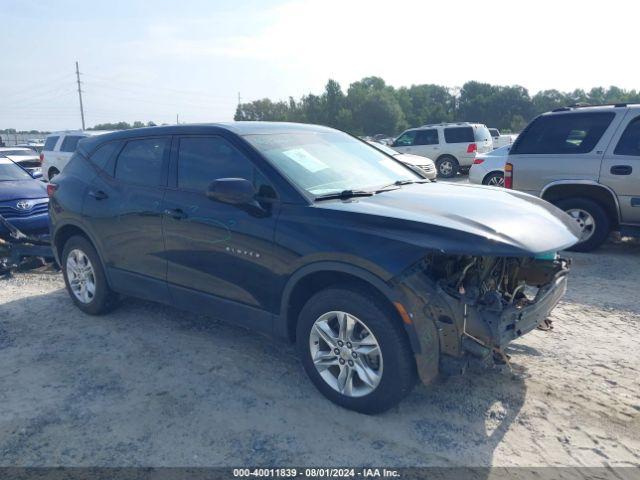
397, 253, 570, 381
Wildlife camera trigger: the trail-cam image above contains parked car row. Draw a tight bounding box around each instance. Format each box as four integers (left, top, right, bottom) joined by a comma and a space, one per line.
391, 122, 493, 178
4, 103, 638, 413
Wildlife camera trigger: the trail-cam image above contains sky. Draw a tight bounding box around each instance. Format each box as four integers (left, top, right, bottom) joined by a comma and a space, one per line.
1, 0, 637, 131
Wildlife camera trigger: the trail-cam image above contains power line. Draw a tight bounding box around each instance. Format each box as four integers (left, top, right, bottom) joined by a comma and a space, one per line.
83, 72, 236, 102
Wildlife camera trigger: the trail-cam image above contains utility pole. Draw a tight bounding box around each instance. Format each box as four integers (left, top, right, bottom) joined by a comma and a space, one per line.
176, 114, 179, 125
75, 61, 86, 130
238, 92, 242, 107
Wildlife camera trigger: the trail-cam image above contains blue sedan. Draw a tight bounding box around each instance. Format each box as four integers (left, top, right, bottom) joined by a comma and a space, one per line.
0, 158, 49, 238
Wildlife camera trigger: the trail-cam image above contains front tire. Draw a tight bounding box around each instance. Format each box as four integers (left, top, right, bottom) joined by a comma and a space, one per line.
296, 286, 416, 414
61, 235, 118, 315
554, 197, 611, 252
436, 156, 459, 178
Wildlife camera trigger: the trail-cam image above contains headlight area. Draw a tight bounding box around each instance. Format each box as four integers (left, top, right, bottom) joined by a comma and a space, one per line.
394, 254, 570, 381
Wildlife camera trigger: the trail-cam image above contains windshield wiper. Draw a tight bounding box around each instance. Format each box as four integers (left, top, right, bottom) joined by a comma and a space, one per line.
375, 179, 426, 192
314, 189, 375, 201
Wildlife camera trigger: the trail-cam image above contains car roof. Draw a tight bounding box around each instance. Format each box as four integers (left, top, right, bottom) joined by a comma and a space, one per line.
544, 103, 640, 115
406, 122, 486, 132
0, 147, 34, 152
46, 130, 113, 137
78, 122, 336, 155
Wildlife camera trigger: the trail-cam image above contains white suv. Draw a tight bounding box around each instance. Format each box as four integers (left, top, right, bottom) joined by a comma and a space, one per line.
391, 122, 492, 178
41, 130, 110, 181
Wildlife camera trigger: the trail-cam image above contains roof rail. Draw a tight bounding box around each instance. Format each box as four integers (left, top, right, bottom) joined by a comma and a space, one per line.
418, 121, 474, 128
552, 102, 631, 112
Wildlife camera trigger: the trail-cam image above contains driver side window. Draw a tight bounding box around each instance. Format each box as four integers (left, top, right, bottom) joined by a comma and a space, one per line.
393, 131, 416, 147
177, 136, 276, 197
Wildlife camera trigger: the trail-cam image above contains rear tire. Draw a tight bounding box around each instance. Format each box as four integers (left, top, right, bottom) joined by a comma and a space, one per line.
296, 286, 417, 414
61, 235, 118, 315
554, 197, 611, 252
436, 156, 459, 178
483, 171, 504, 187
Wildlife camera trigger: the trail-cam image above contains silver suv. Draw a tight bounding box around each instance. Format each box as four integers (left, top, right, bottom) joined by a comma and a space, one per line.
506, 104, 640, 251
391, 122, 492, 178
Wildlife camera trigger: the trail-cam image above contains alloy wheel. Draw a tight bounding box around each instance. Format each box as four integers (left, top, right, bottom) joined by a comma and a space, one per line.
309, 311, 383, 397
439, 160, 453, 176
566, 208, 596, 242
487, 174, 504, 187
66, 249, 96, 304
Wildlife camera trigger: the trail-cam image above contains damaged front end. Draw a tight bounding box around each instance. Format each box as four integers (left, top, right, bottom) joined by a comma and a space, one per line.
394, 253, 570, 384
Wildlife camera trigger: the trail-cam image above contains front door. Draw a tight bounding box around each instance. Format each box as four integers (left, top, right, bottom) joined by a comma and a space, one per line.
162, 135, 280, 329
600, 113, 640, 224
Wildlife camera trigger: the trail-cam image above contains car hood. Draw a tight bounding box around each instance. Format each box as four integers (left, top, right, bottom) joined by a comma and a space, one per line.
0, 179, 47, 201
315, 182, 581, 256
395, 153, 434, 165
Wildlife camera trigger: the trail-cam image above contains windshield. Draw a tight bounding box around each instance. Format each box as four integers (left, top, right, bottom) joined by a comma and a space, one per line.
1, 149, 35, 157
244, 131, 419, 195
0, 159, 32, 181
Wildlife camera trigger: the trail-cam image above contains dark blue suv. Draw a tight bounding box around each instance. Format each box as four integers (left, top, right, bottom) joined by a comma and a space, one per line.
49, 123, 579, 413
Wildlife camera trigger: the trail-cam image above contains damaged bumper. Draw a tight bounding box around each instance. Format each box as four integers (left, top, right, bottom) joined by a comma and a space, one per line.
393, 255, 570, 384
473, 267, 568, 348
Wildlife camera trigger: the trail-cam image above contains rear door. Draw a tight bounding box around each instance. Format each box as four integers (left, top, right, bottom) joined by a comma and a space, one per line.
600, 112, 640, 224
508, 111, 622, 195
83, 136, 171, 299
162, 134, 280, 327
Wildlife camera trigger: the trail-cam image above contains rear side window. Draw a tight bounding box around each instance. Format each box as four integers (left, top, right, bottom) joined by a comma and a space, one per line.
60, 135, 85, 153
89, 142, 121, 171
43, 136, 59, 151
178, 136, 254, 192
393, 131, 416, 147
115, 137, 169, 187
444, 127, 474, 143
614, 116, 640, 156
414, 129, 439, 145
511, 112, 615, 155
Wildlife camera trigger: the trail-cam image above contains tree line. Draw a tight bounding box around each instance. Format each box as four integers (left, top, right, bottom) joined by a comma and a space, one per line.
234, 77, 640, 136
89, 121, 157, 130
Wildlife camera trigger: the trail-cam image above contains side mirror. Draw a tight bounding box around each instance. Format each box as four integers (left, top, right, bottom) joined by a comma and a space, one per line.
206, 178, 256, 205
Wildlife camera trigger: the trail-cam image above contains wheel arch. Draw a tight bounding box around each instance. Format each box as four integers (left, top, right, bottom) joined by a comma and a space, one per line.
47, 166, 60, 179
53, 222, 110, 283
541, 180, 620, 228
482, 170, 504, 185
276, 262, 419, 352
436, 153, 459, 163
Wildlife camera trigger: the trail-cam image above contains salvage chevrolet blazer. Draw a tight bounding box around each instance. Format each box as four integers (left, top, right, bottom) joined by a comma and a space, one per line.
49, 123, 580, 413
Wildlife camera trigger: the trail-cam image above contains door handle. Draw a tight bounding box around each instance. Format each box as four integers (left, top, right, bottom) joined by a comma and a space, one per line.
164, 208, 187, 220
610, 165, 632, 175
88, 190, 108, 200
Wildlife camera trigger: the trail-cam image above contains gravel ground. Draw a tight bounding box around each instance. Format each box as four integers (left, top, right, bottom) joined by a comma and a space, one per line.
0, 239, 638, 467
